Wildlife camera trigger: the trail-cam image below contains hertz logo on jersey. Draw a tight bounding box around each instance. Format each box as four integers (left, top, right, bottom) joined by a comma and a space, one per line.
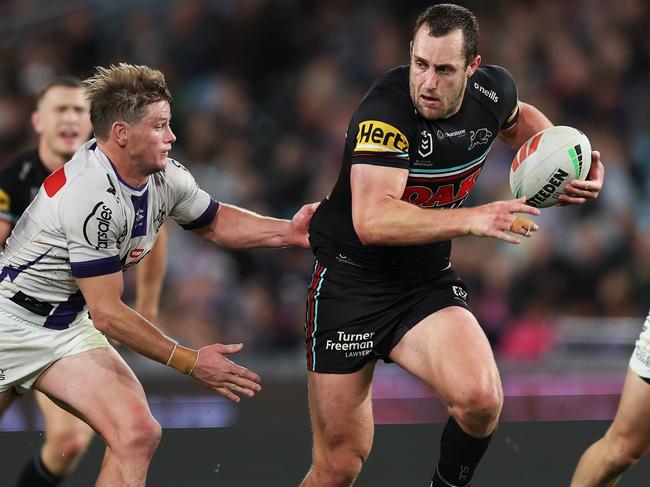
354, 120, 409, 158
0, 188, 10, 213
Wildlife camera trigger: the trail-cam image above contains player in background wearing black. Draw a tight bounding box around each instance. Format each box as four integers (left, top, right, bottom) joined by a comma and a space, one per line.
0, 76, 167, 487
301, 4, 604, 487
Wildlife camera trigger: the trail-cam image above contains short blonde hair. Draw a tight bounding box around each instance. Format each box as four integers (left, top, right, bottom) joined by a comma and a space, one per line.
84, 63, 172, 141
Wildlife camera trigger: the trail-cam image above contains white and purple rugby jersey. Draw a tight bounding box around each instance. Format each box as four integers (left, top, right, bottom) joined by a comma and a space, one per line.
0, 139, 217, 329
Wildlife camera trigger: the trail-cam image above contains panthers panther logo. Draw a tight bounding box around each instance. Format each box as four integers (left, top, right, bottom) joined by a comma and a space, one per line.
468, 128, 492, 151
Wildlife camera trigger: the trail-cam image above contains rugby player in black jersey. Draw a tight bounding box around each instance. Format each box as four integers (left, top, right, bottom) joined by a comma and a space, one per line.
0, 76, 167, 487
301, 4, 604, 487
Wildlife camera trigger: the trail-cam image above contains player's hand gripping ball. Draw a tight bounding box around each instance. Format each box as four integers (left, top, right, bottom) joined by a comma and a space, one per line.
509, 126, 591, 208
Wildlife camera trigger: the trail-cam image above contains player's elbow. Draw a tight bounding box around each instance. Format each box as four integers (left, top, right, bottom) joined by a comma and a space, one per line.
353, 219, 379, 246
87, 306, 114, 335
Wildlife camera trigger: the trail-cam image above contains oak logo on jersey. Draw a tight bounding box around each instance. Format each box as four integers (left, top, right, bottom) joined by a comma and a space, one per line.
402, 168, 482, 208
355, 120, 409, 155
83, 202, 113, 250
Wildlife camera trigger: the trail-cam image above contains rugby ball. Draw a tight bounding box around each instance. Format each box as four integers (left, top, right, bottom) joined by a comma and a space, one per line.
509, 126, 591, 208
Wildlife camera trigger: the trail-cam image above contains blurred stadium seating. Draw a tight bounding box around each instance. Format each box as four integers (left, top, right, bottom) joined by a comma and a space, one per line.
0, 0, 648, 426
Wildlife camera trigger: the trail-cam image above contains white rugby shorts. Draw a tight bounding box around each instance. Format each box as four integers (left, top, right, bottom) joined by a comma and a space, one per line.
0, 308, 110, 393
629, 311, 650, 379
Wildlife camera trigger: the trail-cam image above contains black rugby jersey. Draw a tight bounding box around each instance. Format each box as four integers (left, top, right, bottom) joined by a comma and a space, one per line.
0, 150, 50, 225
309, 65, 519, 276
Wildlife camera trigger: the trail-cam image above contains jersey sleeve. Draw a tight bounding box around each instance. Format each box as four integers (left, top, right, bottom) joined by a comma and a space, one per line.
482, 65, 519, 130
165, 158, 219, 230
349, 88, 413, 170
58, 177, 123, 278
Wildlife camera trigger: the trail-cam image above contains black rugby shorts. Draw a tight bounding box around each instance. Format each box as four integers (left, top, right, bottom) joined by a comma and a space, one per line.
303, 259, 470, 373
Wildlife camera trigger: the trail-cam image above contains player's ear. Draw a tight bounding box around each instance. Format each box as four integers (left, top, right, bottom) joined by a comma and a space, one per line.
111, 121, 129, 148
31, 111, 42, 135
467, 54, 481, 77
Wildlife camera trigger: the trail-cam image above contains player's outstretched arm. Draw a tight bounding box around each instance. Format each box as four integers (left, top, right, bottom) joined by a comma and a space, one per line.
75, 271, 261, 402
350, 164, 540, 246
192, 201, 318, 249
462, 196, 540, 244
190, 343, 262, 403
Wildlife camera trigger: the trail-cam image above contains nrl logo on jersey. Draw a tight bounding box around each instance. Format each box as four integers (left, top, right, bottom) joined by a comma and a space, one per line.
418, 130, 433, 157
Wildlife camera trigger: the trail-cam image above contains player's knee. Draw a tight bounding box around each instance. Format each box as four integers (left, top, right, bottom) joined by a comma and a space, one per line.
316, 451, 366, 486
604, 432, 649, 473
45, 427, 94, 462
120, 414, 162, 458
313, 435, 370, 486
454, 382, 502, 427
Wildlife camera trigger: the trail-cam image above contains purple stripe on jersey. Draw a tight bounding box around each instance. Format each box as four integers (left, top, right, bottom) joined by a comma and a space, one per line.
70, 255, 121, 278
0, 248, 51, 283
43, 290, 86, 330
89, 141, 97, 150
131, 190, 149, 238
109, 161, 148, 191
179, 198, 219, 230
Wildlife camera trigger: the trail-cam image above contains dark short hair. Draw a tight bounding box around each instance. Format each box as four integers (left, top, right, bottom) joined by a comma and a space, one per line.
413, 4, 479, 65
36, 75, 84, 105
83, 63, 172, 141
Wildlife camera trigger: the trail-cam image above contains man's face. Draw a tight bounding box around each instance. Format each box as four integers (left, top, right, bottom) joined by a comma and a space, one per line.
409, 27, 480, 120
126, 101, 176, 174
33, 86, 92, 161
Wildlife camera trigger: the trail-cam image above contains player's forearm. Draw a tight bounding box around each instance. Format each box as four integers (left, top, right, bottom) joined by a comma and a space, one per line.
498, 102, 553, 150
91, 302, 183, 365
202, 203, 296, 248
354, 197, 471, 246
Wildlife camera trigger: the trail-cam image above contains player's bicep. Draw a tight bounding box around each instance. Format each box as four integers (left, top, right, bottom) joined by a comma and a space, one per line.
350, 163, 408, 229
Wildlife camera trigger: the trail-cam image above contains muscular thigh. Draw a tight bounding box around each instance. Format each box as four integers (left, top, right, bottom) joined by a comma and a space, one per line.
304, 260, 469, 374
308, 362, 375, 454
389, 306, 501, 407
34, 347, 152, 446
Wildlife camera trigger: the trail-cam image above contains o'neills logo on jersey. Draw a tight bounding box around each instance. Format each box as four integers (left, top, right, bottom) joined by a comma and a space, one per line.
83, 202, 113, 250
355, 120, 409, 154
325, 331, 375, 358
473, 82, 499, 103
526, 168, 569, 206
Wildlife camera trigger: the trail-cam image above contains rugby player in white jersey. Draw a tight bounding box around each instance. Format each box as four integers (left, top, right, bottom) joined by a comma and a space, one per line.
0, 63, 316, 487
0, 76, 167, 487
